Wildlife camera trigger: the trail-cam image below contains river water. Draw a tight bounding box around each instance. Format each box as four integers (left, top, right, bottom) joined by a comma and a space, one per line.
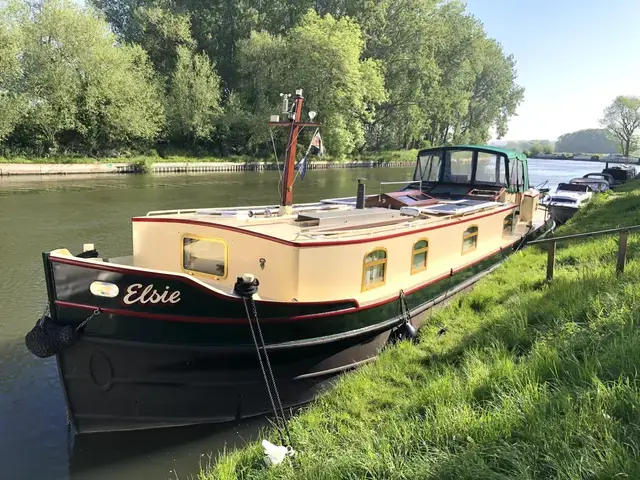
0, 159, 612, 479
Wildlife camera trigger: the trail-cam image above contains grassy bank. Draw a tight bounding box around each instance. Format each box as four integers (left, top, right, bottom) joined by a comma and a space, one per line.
0, 150, 418, 165
201, 181, 640, 479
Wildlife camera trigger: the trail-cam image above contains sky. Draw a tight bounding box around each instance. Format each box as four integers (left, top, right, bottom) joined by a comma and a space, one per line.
464, 0, 640, 142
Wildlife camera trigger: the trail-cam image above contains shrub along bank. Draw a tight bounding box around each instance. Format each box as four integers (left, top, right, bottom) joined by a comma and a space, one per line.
200, 180, 640, 479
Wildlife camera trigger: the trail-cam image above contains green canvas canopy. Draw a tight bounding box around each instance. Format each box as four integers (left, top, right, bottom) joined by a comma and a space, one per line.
414, 144, 529, 192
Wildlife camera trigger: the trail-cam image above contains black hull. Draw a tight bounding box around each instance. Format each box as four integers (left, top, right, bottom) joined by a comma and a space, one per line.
549, 205, 579, 224
58, 329, 388, 433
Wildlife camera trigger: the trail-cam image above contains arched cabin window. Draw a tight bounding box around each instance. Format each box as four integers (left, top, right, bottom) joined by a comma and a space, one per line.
362, 248, 387, 291
182, 234, 228, 279
503, 214, 514, 237
411, 239, 429, 274
462, 226, 478, 254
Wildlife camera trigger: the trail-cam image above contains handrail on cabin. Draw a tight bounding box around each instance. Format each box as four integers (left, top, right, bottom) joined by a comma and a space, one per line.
528, 224, 640, 281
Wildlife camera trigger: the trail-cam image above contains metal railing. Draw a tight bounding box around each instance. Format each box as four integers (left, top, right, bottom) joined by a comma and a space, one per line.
528, 225, 640, 280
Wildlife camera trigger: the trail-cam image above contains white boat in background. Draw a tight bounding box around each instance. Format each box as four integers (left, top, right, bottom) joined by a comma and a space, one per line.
543, 182, 593, 224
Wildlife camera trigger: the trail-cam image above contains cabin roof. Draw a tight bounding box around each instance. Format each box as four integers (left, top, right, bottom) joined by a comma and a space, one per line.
135, 199, 514, 244
418, 144, 527, 161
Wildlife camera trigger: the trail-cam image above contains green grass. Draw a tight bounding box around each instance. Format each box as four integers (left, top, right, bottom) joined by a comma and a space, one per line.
0, 150, 417, 165
200, 182, 640, 480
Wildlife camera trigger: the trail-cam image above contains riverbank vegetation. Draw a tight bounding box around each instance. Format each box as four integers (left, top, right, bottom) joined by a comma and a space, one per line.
600, 96, 640, 158
0, 0, 523, 160
0, 149, 419, 166
555, 129, 618, 155
200, 182, 640, 479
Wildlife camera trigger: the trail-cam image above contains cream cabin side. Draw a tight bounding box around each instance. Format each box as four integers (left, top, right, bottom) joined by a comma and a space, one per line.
131, 218, 300, 301
296, 206, 519, 303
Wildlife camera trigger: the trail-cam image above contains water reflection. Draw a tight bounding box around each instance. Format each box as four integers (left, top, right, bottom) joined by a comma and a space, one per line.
68, 417, 271, 480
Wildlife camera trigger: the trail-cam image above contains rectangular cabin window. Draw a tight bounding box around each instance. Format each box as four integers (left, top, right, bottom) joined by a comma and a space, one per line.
182, 235, 227, 279
443, 150, 473, 184
415, 153, 442, 182
411, 239, 428, 274
362, 249, 387, 291
476, 153, 507, 186
462, 226, 478, 254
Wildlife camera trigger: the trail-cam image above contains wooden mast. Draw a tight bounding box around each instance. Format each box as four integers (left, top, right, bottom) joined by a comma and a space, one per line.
268, 89, 320, 215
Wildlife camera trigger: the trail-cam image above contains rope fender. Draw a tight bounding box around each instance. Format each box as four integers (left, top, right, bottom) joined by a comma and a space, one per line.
25, 307, 101, 359
25, 315, 77, 359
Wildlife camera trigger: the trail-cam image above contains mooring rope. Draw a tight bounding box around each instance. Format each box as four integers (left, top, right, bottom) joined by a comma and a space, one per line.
244, 296, 291, 445
235, 277, 291, 447
398, 289, 411, 325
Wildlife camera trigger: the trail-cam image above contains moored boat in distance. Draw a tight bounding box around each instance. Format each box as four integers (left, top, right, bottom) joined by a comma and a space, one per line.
602, 164, 637, 185
544, 182, 594, 224
569, 177, 610, 192
25, 90, 553, 434
583, 172, 615, 185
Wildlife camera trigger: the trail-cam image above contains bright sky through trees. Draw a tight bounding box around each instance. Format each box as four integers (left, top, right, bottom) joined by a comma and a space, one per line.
466, 0, 640, 141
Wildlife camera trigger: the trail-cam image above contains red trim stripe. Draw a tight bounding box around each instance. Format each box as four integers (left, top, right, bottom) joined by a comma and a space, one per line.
54, 300, 358, 324
132, 205, 517, 248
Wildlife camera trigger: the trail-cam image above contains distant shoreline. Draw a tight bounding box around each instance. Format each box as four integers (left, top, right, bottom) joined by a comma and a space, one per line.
529, 154, 639, 163
0, 159, 416, 176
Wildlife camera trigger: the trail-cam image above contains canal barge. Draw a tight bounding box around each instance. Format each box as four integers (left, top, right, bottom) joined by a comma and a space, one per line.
27, 90, 552, 433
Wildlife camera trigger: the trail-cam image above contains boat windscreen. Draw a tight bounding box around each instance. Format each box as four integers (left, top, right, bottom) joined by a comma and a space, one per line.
570, 178, 608, 191
414, 152, 442, 182
557, 182, 590, 192
475, 152, 508, 186
442, 150, 473, 184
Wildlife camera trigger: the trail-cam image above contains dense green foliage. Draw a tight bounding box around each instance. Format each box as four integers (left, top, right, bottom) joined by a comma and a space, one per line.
525, 142, 554, 157
201, 181, 640, 479
600, 96, 640, 157
555, 128, 618, 154
0, 0, 524, 158
0, 0, 164, 156
503, 139, 553, 153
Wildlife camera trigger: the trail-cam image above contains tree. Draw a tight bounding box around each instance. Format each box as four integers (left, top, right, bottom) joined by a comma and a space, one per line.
89, 0, 524, 154
3, 0, 164, 155
600, 96, 640, 157
166, 46, 222, 145
3, 0, 526, 157
542, 144, 553, 154
237, 11, 386, 157
555, 129, 617, 154
529, 143, 543, 157
0, 2, 28, 144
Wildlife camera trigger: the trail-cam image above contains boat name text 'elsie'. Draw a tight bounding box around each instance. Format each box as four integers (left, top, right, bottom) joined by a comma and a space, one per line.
122, 284, 181, 305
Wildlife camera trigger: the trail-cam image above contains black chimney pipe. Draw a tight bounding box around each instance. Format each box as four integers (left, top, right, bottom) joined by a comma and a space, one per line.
356, 178, 366, 209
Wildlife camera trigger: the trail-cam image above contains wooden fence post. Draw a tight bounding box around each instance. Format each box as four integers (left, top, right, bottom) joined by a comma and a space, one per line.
617, 231, 629, 274
546, 241, 556, 282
